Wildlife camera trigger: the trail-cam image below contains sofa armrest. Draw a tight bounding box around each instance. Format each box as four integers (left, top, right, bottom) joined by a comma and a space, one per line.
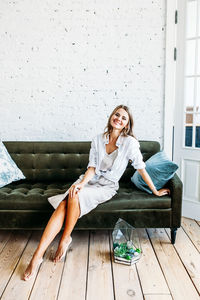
167, 173, 183, 228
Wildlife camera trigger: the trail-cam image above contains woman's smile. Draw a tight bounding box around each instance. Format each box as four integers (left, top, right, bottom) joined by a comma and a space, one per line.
113, 119, 122, 126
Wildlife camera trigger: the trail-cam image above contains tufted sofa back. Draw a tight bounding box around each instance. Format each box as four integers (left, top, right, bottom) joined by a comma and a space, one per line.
4, 141, 160, 183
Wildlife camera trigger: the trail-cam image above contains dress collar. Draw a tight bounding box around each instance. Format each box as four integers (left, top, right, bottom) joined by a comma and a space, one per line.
103, 132, 123, 147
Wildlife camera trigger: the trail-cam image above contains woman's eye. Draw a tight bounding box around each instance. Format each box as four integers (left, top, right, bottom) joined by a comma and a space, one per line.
115, 113, 119, 116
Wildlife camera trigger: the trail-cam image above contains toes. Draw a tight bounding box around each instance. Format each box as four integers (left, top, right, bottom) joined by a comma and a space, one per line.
54, 253, 62, 263
53, 256, 58, 263
53, 252, 59, 262
54, 255, 61, 263
23, 273, 30, 281
53, 248, 63, 262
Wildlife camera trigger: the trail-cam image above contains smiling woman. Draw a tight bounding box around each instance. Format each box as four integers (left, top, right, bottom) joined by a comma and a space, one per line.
104, 105, 136, 140
23, 104, 170, 281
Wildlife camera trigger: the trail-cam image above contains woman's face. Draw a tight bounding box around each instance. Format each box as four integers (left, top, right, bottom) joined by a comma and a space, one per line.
110, 108, 129, 131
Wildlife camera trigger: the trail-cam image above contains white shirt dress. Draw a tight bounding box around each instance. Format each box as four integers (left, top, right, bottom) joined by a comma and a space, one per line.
48, 133, 145, 218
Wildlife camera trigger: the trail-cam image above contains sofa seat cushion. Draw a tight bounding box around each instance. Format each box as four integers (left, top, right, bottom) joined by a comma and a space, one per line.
0, 182, 71, 210
95, 186, 171, 211
0, 181, 171, 211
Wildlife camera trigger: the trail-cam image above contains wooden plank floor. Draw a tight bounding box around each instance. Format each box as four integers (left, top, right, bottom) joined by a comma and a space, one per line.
0, 217, 200, 300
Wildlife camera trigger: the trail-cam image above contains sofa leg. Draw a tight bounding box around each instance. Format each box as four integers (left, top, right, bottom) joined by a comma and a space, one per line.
171, 228, 177, 244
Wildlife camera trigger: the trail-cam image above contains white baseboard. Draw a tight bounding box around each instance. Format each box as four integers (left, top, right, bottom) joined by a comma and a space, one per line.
182, 200, 200, 221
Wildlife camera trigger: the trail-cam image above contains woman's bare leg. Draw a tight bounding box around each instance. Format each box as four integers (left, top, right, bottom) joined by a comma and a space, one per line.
53, 193, 80, 262
23, 199, 67, 280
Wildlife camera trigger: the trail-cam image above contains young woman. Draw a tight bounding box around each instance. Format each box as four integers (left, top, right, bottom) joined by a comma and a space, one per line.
23, 104, 170, 281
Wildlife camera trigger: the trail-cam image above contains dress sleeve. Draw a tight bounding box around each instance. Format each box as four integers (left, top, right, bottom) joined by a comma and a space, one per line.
87, 137, 97, 169
129, 139, 146, 170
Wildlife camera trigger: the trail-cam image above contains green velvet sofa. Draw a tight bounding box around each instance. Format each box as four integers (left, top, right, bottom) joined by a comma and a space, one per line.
0, 141, 182, 244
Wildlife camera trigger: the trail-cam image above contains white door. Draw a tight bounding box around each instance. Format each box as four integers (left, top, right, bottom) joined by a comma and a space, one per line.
174, 0, 200, 220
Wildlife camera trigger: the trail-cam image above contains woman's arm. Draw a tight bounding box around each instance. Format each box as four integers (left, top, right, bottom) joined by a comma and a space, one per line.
69, 167, 96, 198
69, 135, 98, 198
80, 167, 96, 185
138, 168, 170, 197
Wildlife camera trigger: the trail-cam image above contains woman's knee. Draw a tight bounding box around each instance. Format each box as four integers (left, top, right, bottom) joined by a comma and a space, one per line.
68, 193, 79, 204
58, 199, 67, 210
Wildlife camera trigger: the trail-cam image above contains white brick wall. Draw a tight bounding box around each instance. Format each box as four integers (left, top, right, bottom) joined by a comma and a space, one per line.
0, 0, 166, 145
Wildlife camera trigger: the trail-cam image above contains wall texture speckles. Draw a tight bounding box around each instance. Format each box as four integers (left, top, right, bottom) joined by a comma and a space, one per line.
0, 0, 166, 145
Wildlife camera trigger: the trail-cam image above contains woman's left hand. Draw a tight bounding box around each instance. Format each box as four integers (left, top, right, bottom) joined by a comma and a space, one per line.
137, 169, 171, 197
154, 188, 170, 197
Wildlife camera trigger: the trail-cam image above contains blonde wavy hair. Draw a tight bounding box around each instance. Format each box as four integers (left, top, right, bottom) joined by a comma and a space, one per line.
103, 105, 136, 139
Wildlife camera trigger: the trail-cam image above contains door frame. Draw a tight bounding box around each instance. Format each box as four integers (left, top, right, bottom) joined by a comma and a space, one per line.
166, 0, 200, 220
164, 0, 177, 159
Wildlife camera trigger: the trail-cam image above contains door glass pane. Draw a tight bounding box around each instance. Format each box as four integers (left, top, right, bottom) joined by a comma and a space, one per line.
197, 40, 200, 75
185, 112, 193, 124
195, 114, 200, 147
185, 77, 194, 111
187, 0, 197, 37
196, 77, 200, 112
198, 0, 200, 36
196, 127, 200, 147
185, 109, 193, 147
185, 126, 193, 146
185, 40, 196, 75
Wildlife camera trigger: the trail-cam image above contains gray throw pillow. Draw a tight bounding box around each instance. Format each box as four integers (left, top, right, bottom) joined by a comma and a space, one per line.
131, 151, 178, 194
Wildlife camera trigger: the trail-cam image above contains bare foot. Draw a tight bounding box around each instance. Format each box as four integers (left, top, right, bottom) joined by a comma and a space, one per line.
53, 236, 72, 263
23, 255, 43, 281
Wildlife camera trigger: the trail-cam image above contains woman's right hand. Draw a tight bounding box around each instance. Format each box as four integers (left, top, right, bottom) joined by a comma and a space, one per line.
69, 182, 84, 198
